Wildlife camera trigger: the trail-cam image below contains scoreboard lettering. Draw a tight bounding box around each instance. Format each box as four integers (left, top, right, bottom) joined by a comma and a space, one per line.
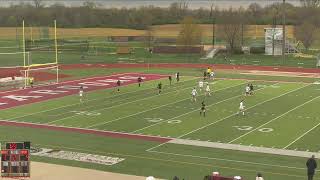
1, 142, 30, 178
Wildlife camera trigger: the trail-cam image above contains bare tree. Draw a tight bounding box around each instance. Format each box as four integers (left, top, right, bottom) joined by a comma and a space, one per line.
294, 22, 317, 50
300, 0, 320, 8
218, 9, 244, 53
32, 0, 44, 8
177, 17, 202, 47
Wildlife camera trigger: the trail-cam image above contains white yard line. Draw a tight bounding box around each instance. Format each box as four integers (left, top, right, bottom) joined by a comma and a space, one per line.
131, 82, 252, 134
86, 81, 243, 128
176, 82, 302, 139
229, 87, 318, 144
147, 150, 306, 170
47, 80, 200, 125
8, 77, 197, 121
283, 117, 320, 149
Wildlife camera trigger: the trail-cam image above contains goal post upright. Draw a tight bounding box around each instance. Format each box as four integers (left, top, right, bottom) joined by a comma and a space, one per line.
54, 20, 59, 83
22, 20, 28, 88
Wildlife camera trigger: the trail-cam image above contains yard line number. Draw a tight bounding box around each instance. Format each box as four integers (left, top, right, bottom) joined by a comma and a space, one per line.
71, 111, 101, 116
233, 126, 273, 133
145, 118, 182, 124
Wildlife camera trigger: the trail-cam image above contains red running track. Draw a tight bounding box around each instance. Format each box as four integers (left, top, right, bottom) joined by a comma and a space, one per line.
59, 63, 320, 73
0, 120, 172, 143
0, 73, 166, 110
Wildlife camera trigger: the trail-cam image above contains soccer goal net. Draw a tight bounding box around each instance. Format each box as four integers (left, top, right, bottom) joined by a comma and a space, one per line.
20, 64, 59, 87
0, 20, 60, 90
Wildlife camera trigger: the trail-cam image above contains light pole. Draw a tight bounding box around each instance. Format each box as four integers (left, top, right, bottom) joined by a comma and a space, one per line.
282, 0, 286, 65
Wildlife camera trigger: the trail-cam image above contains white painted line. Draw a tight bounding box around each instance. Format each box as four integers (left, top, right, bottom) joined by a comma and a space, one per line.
86, 80, 238, 129
283, 118, 320, 149
132, 82, 250, 134
177, 83, 309, 139
147, 150, 308, 171
130, 82, 249, 133
229, 88, 317, 144
8, 77, 198, 121
47, 81, 198, 125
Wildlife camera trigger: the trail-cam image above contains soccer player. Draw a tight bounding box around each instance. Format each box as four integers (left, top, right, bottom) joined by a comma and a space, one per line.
117, 80, 121, 92
137, 77, 143, 87
79, 86, 84, 103
191, 87, 197, 102
168, 76, 172, 86
203, 71, 207, 80
210, 71, 215, 80
29, 77, 34, 88
250, 83, 254, 95
245, 84, 250, 96
200, 101, 206, 117
176, 72, 180, 82
207, 67, 212, 79
198, 80, 204, 92
157, 82, 162, 94
238, 100, 245, 116
205, 83, 211, 96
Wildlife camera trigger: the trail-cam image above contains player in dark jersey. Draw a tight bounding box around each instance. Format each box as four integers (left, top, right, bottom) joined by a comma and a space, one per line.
157, 82, 162, 94
117, 80, 121, 92
138, 77, 143, 87
176, 72, 180, 82
203, 71, 207, 80
168, 76, 172, 86
200, 101, 206, 117
250, 83, 254, 95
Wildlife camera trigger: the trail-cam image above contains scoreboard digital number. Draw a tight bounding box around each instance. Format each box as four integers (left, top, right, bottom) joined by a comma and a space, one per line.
1, 142, 30, 178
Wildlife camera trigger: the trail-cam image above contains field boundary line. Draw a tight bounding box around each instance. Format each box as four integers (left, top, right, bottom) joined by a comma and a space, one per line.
86, 80, 242, 128
229, 85, 317, 144
176, 82, 312, 139
167, 139, 320, 159
147, 149, 307, 170
34, 143, 306, 178
7, 77, 197, 121
131, 81, 253, 134
283, 116, 320, 149
145, 82, 303, 152
47, 78, 202, 125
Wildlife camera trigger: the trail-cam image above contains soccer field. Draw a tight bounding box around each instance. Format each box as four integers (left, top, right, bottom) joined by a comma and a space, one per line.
0, 67, 320, 179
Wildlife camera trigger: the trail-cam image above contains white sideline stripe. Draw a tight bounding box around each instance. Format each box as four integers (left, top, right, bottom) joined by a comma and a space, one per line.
131, 81, 252, 134
86, 80, 241, 129
48, 78, 202, 125
0, 72, 134, 94
283, 117, 320, 149
148, 150, 307, 170
229, 85, 316, 144
9, 77, 197, 121
153, 140, 320, 168
177, 82, 307, 139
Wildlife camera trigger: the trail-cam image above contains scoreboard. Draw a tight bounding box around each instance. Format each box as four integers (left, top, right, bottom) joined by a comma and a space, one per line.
1, 142, 30, 178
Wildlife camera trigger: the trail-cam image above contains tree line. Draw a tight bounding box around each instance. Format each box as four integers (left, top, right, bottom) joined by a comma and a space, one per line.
0, 0, 319, 29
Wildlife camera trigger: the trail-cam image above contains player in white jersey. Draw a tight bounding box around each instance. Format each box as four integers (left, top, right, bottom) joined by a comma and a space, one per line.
191, 88, 198, 102
210, 71, 215, 80
198, 80, 204, 92
245, 84, 250, 96
79, 86, 84, 103
205, 83, 211, 96
238, 100, 245, 116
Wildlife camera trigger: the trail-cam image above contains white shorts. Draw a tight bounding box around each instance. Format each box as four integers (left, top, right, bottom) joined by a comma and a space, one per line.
199, 85, 203, 88
239, 107, 244, 110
